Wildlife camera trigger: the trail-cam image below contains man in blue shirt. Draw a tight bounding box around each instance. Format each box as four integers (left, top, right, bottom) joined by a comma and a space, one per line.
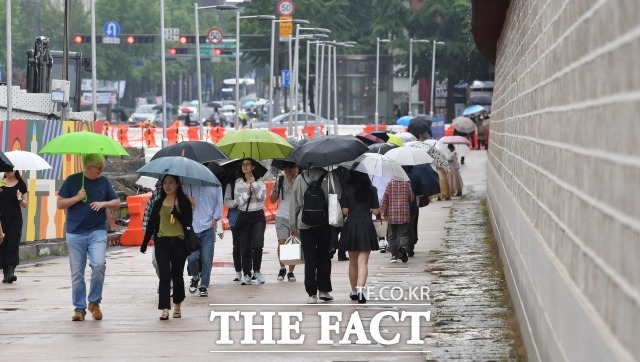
57, 153, 120, 322
185, 184, 223, 297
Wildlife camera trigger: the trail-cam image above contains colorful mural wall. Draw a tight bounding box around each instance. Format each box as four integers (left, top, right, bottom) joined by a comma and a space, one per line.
1, 119, 104, 242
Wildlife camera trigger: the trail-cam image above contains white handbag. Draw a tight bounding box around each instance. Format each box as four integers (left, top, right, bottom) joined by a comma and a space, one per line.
280, 236, 304, 265
328, 174, 344, 227
373, 220, 388, 238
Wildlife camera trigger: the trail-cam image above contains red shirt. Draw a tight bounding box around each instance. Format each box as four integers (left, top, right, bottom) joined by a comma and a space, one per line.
381, 180, 415, 224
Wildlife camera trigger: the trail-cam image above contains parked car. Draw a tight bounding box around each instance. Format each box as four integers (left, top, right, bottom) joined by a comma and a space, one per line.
128, 104, 159, 124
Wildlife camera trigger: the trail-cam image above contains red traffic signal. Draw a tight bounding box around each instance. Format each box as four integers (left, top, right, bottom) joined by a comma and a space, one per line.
179, 36, 188, 44
126, 35, 135, 44
168, 48, 188, 55
74, 35, 84, 44
213, 48, 222, 56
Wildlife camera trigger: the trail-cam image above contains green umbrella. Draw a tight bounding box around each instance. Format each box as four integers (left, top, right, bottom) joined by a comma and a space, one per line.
39, 131, 129, 156
216, 129, 293, 161
39, 131, 129, 202
238, 111, 250, 121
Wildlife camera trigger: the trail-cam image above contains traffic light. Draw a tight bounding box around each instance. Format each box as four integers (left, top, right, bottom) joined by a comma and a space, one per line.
212, 47, 233, 57
168, 48, 189, 55
213, 48, 223, 56
125, 35, 155, 44
178, 35, 207, 44
73, 35, 103, 43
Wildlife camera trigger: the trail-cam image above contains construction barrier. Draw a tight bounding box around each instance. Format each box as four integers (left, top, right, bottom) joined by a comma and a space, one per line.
187, 127, 199, 141
302, 125, 325, 139
142, 123, 158, 148
209, 125, 226, 143
116, 125, 131, 148
120, 192, 153, 246
362, 124, 387, 134
271, 127, 287, 138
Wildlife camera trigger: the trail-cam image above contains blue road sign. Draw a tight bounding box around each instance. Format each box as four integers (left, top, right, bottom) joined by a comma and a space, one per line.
103, 21, 121, 38
281, 69, 290, 88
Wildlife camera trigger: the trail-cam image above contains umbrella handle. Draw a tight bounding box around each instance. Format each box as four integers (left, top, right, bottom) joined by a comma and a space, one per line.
81, 172, 87, 203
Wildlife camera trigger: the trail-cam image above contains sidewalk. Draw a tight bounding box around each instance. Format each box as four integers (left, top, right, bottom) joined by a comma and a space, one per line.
0, 151, 492, 361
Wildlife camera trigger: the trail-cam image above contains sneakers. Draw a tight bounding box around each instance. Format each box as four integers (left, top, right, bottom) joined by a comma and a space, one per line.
71, 310, 86, 321
400, 247, 409, 263
241, 274, 252, 285
307, 295, 318, 304
199, 287, 208, 297
318, 291, 334, 301
380, 246, 387, 253
88, 303, 103, 320
287, 272, 296, 282
277, 268, 286, 281
233, 271, 242, 281
254, 271, 266, 284
390, 256, 398, 263
189, 277, 199, 293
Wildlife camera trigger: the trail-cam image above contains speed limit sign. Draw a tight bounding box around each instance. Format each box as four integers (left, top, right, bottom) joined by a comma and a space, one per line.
207, 27, 223, 44
277, 0, 295, 16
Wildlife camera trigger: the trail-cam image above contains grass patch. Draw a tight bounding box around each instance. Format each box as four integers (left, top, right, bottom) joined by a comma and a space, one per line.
481, 198, 527, 361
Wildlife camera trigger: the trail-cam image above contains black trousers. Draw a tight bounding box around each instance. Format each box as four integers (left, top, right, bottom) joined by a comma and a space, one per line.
236, 211, 266, 276
155, 237, 187, 309
231, 227, 242, 272
300, 224, 332, 297
0, 216, 22, 267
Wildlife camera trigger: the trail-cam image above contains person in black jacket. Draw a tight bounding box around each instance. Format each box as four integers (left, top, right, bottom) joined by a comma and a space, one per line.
140, 174, 193, 320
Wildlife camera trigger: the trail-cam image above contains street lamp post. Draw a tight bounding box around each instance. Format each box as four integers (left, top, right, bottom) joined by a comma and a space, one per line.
375, 37, 390, 131
235, 13, 275, 130
268, 19, 309, 131
331, 41, 356, 135
160, 0, 168, 147
194, 3, 237, 140
429, 40, 445, 118
290, 26, 330, 137
408, 38, 429, 117
303, 36, 328, 134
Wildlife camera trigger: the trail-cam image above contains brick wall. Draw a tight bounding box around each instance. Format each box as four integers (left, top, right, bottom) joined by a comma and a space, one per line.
487, 0, 639, 360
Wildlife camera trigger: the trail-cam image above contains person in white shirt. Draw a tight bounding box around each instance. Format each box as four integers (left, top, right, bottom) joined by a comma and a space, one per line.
233, 158, 267, 285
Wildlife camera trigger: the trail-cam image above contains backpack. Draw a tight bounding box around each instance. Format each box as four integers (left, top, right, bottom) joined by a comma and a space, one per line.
301, 171, 328, 227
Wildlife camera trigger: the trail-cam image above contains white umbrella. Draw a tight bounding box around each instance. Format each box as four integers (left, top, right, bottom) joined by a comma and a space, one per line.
4, 150, 52, 171
135, 176, 159, 190
452, 116, 476, 133
383, 146, 433, 166
395, 132, 418, 143
350, 153, 409, 181
406, 141, 450, 172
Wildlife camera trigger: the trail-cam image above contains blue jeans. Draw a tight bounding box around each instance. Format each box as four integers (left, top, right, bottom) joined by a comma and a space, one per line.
66, 230, 107, 312
187, 227, 216, 287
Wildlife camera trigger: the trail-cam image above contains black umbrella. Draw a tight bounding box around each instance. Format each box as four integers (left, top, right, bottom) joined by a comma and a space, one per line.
356, 133, 385, 146
407, 115, 433, 139
367, 143, 397, 155
0, 151, 14, 172
289, 135, 369, 168
214, 158, 268, 180
408, 164, 441, 197
369, 131, 395, 142
271, 158, 299, 170
151, 141, 229, 164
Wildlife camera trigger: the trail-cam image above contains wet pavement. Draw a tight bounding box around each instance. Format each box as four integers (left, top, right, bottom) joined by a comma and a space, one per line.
0, 150, 517, 361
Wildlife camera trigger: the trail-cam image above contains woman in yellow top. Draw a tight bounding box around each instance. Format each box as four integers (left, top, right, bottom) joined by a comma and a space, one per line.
141, 175, 193, 320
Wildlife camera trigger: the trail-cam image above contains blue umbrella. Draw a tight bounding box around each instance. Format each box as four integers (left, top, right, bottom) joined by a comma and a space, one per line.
396, 115, 414, 126
137, 156, 221, 187
462, 105, 485, 116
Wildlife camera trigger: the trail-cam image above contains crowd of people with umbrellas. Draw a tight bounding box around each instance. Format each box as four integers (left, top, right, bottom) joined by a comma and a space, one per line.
0, 118, 471, 320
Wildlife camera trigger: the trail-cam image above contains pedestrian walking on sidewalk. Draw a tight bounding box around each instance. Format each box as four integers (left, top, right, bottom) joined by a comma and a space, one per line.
57, 154, 121, 321
0, 170, 28, 284
142, 186, 173, 295
233, 158, 267, 285
331, 166, 350, 261
269, 162, 299, 282
381, 179, 415, 263
447, 144, 464, 197
224, 181, 245, 282
339, 171, 380, 303
140, 174, 193, 320
290, 167, 342, 304
186, 184, 223, 297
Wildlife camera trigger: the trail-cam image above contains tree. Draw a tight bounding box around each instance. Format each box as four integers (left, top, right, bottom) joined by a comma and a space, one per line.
408, 0, 492, 120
